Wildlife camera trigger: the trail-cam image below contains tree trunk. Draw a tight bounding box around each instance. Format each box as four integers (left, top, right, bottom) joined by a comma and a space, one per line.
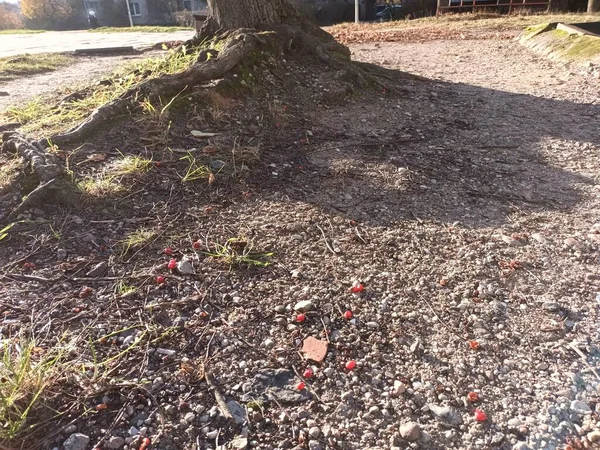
207, 0, 303, 30
588, 0, 599, 12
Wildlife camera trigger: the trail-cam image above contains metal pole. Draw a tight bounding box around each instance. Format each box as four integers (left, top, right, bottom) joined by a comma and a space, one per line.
125, 0, 134, 27
355, 0, 359, 23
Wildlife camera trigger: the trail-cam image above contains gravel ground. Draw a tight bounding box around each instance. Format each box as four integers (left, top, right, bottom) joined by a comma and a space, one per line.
1, 37, 599, 450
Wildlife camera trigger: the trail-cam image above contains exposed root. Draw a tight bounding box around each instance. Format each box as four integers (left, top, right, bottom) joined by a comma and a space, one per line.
1, 133, 79, 221
44, 30, 259, 148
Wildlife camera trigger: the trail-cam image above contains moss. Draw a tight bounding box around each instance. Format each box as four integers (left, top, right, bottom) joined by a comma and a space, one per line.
560, 35, 600, 59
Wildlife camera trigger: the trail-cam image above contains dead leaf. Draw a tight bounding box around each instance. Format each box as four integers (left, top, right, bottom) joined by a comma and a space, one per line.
191, 130, 218, 138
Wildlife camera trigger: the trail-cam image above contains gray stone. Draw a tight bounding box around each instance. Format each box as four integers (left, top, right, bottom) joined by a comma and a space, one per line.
0, 92, 9, 97
542, 302, 561, 313
428, 404, 463, 427
309, 426, 321, 438
105, 436, 125, 449
63, 434, 90, 450
210, 160, 227, 170
227, 400, 246, 425
294, 300, 314, 312
587, 431, 600, 443
263, 338, 275, 348
184, 411, 196, 423
570, 400, 592, 415
399, 422, 421, 441
57, 249, 68, 260
64, 424, 77, 434
274, 305, 286, 314
206, 430, 219, 439
512, 443, 530, 450
86, 261, 108, 277
177, 256, 195, 275
129, 426, 139, 436
230, 437, 248, 450
241, 369, 310, 404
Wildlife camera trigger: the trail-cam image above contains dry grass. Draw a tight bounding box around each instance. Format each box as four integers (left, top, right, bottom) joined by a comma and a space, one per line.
327, 12, 600, 40
0, 156, 20, 194
0, 53, 75, 83
89, 25, 192, 33
3, 45, 204, 136
0, 29, 45, 35
107, 154, 154, 177
0, 335, 71, 445
78, 175, 125, 198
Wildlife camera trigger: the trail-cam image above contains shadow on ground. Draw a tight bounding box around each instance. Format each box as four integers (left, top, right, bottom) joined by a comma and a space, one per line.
259, 71, 598, 229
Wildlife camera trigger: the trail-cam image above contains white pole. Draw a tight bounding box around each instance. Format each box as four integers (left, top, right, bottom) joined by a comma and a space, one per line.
125, 0, 134, 27
355, 0, 359, 23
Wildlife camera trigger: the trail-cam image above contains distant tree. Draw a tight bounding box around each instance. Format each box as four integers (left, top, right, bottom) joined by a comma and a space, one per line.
0, 1, 23, 30
21, 0, 85, 30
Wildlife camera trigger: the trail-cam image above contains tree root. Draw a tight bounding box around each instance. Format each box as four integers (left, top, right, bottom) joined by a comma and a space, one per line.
1, 134, 79, 221
44, 30, 259, 148
0, 26, 423, 221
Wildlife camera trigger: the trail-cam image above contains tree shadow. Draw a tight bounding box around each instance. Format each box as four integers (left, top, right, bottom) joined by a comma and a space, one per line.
260, 71, 598, 229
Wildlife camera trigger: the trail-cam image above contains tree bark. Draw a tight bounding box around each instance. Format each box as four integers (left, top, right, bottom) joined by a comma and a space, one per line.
588, 0, 599, 12
206, 0, 303, 30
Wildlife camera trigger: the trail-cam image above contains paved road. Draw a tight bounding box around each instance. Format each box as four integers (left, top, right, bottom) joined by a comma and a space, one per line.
0, 30, 195, 58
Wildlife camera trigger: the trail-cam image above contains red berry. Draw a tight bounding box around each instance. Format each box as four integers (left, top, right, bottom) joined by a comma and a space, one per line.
156, 276, 166, 284
192, 241, 201, 250
350, 283, 364, 293
303, 369, 313, 378
467, 392, 480, 402
474, 409, 487, 422
164, 247, 173, 255
297, 382, 306, 390
167, 259, 177, 270
296, 313, 306, 323
344, 310, 353, 320
469, 340, 480, 350
345, 360, 357, 370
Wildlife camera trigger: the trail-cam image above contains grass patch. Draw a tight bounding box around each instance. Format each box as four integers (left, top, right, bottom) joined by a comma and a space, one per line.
89, 26, 193, 33
206, 237, 273, 269
108, 153, 153, 176
78, 175, 125, 198
3, 45, 204, 136
0, 156, 20, 194
0, 336, 69, 444
121, 228, 155, 255
0, 29, 46, 35
0, 53, 75, 83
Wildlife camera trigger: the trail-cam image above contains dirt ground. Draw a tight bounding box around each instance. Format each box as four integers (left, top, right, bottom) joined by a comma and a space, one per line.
0, 28, 599, 450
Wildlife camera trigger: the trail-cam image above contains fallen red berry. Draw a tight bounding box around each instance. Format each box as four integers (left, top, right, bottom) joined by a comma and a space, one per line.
22, 262, 36, 270
344, 310, 353, 320
297, 382, 306, 390
139, 437, 151, 450
350, 284, 364, 293
164, 247, 173, 255
469, 340, 480, 350
96, 403, 108, 411
156, 276, 166, 284
192, 241, 201, 250
474, 409, 487, 422
345, 360, 357, 370
303, 369, 313, 378
467, 391, 480, 402
79, 286, 93, 298
296, 313, 306, 323
167, 259, 177, 270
